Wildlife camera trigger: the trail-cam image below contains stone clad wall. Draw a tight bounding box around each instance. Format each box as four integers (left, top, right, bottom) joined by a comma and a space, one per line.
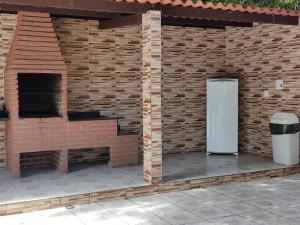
162, 26, 226, 154
53, 17, 226, 155
142, 11, 163, 183
226, 22, 300, 158
0, 14, 17, 168
53, 19, 300, 159
53, 18, 142, 134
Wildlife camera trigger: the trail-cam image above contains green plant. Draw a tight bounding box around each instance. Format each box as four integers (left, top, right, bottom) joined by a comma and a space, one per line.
202, 0, 300, 10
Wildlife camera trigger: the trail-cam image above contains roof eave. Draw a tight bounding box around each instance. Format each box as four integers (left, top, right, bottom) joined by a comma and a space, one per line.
0, 0, 297, 25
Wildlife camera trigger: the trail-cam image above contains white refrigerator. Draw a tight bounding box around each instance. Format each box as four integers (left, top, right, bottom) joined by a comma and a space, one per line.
207, 79, 238, 155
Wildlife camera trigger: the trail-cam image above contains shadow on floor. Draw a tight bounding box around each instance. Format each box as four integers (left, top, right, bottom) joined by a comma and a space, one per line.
68, 160, 109, 173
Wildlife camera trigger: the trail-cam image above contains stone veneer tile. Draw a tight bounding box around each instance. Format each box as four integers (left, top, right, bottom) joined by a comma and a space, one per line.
0, 205, 7, 216
6, 200, 50, 215
159, 180, 190, 192
59, 194, 90, 206
53, 18, 143, 152
226, 19, 300, 158
90, 189, 126, 202
54, 16, 227, 157
0, 14, 17, 168
125, 185, 159, 198
142, 10, 163, 183
49, 198, 61, 208
162, 27, 226, 154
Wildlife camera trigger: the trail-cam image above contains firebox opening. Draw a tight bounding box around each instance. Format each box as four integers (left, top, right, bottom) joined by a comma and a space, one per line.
68, 147, 110, 172
18, 73, 61, 118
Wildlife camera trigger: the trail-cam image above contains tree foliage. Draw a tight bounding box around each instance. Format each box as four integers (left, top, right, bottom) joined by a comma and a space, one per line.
202, 0, 300, 10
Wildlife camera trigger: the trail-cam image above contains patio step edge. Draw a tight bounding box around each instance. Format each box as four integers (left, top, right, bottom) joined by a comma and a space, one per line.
1, 165, 300, 216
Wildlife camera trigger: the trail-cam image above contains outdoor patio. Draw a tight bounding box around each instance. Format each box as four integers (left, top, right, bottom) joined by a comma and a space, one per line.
163, 152, 286, 182
0, 163, 146, 205
2, 174, 300, 225
0, 152, 287, 205
0, 0, 299, 218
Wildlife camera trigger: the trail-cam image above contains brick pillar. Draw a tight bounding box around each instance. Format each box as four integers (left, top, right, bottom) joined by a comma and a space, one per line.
142, 11, 162, 184
53, 150, 68, 174
7, 151, 20, 178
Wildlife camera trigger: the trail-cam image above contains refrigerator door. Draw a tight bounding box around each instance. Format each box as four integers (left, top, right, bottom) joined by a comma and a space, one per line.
207, 79, 238, 154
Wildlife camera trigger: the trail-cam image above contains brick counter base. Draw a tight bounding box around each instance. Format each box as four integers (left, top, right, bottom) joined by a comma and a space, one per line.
1, 165, 299, 216
7, 119, 139, 178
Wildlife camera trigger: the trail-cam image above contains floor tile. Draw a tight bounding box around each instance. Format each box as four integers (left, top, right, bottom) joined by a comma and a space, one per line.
0, 152, 289, 205
163, 152, 285, 182
68, 204, 127, 225
217, 201, 259, 214
99, 199, 139, 211
4, 175, 300, 224
211, 215, 254, 225
130, 194, 171, 209
159, 191, 195, 203
245, 198, 288, 210
224, 190, 264, 201
190, 205, 233, 220
174, 198, 206, 211
0, 212, 40, 225
118, 212, 170, 225
239, 210, 295, 225
162, 210, 203, 225
208, 183, 251, 194
34, 208, 83, 225
266, 204, 300, 220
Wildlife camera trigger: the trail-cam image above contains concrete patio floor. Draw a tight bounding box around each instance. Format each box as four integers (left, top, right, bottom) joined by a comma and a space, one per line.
0, 152, 286, 204
163, 152, 285, 181
2, 174, 300, 224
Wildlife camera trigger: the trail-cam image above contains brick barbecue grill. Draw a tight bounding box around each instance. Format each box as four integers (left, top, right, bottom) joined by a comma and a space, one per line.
4, 11, 139, 178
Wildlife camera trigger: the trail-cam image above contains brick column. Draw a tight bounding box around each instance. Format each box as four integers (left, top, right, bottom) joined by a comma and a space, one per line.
6, 151, 20, 178
142, 11, 162, 184
53, 150, 68, 174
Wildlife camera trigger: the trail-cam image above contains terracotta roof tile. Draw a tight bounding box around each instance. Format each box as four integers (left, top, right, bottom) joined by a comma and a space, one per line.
183, 0, 194, 7
160, 0, 172, 5
113, 0, 300, 17
244, 6, 253, 13
172, 0, 183, 6
192, 1, 204, 8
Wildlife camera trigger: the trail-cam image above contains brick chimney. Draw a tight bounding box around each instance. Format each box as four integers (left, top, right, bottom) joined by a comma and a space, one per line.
5, 11, 68, 177
5, 11, 67, 119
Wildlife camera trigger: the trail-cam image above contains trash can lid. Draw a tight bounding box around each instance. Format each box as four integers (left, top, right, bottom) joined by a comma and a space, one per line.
271, 112, 299, 125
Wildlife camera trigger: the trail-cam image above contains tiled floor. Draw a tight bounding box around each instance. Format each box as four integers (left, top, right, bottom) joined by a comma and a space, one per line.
2, 174, 300, 224
0, 163, 147, 204
0, 152, 285, 204
163, 152, 285, 181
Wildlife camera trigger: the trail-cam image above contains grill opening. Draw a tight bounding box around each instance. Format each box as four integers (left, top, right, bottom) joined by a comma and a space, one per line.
18, 73, 61, 118
68, 147, 110, 172
20, 151, 64, 177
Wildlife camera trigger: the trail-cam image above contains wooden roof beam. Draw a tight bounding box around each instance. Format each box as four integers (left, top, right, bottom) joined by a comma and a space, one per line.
0, 0, 152, 15
100, 14, 142, 29
162, 17, 253, 29
99, 15, 253, 29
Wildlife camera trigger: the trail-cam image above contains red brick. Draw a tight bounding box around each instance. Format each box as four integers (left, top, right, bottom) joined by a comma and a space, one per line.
19, 15, 52, 23
19, 11, 50, 17
5, 11, 139, 175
